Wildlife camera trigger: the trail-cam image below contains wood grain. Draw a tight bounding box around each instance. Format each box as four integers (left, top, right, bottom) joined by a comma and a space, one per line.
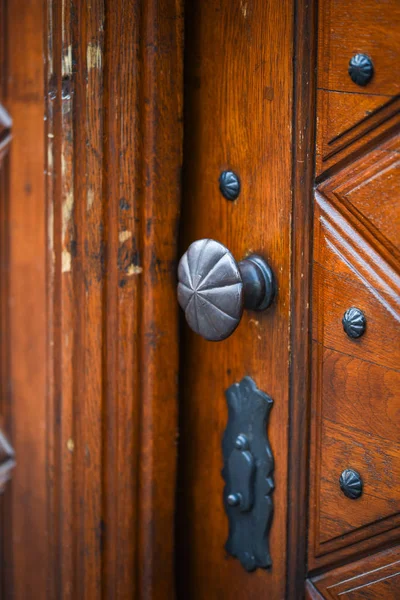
1, 0, 183, 598
316, 92, 400, 176
177, 1, 294, 598
0, 0, 48, 597
309, 2, 400, 575
312, 545, 400, 599
46, 1, 183, 598
318, 135, 400, 264
309, 188, 400, 568
287, 0, 317, 595
316, 0, 400, 176
318, 0, 400, 96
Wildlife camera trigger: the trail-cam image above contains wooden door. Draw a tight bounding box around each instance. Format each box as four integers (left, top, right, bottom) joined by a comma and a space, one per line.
0, 0, 399, 599
176, 0, 311, 598
177, 0, 399, 599
0, 0, 183, 598
306, 1, 400, 597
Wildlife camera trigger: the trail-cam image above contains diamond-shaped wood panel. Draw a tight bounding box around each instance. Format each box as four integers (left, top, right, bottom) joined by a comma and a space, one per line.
309, 129, 400, 569
320, 135, 400, 264
311, 545, 400, 599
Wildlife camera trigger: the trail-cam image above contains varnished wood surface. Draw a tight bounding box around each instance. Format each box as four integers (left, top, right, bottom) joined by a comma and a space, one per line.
309, 0, 400, 577
46, 1, 183, 598
312, 546, 400, 599
1, 0, 183, 598
1, 0, 398, 597
0, 0, 48, 597
177, 1, 294, 598
318, 0, 400, 97
316, 0, 400, 176
287, 0, 317, 595
309, 187, 400, 569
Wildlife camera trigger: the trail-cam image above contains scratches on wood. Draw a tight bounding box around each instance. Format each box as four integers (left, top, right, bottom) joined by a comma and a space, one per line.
62, 44, 72, 77
62, 250, 72, 273
118, 230, 132, 243
87, 42, 103, 72
43, 1, 183, 598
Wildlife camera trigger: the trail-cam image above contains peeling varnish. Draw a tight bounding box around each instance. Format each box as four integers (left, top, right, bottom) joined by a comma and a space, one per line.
87, 42, 102, 71
67, 438, 74, 452
87, 187, 94, 210
119, 230, 132, 243
62, 250, 72, 273
48, 202, 54, 254
62, 190, 74, 242
47, 141, 54, 171
249, 318, 261, 340
249, 319, 260, 327
240, 0, 248, 18
127, 264, 143, 276
62, 44, 72, 77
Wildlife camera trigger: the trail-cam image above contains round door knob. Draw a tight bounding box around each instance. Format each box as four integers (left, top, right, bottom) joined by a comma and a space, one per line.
177, 239, 275, 341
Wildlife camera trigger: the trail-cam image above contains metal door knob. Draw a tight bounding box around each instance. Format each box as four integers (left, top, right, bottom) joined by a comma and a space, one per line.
177, 239, 275, 341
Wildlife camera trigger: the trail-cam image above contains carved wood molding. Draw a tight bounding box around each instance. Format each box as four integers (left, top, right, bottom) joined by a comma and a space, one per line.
317, 93, 400, 176
44, 1, 183, 597
311, 24, 400, 563
310, 176, 400, 568
312, 545, 400, 599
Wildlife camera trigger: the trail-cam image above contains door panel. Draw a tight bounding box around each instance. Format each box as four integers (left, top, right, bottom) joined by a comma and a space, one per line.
0, 0, 398, 598
309, 0, 400, 577
316, 0, 400, 175
1, 0, 183, 598
311, 546, 400, 599
177, 0, 295, 597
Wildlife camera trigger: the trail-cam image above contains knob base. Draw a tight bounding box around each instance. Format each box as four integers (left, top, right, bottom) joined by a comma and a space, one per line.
238, 255, 275, 311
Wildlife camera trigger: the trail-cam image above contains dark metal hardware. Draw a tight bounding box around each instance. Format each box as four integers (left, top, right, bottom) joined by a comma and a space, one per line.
339, 468, 363, 499
342, 307, 366, 339
348, 54, 373, 86
222, 376, 274, 571
0, 429, 16, 494
177, 239, 275, 341
219, 170, 240, 200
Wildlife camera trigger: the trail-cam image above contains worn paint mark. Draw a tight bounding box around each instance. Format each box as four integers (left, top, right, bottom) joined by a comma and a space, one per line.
62, 190, 74, 242
87, 42, 102, 71
67, 438, 74, 452
62, 44, 72, 77
48, 201, 54, 254
241, 0, 248, 18
127, 264, 143, 276
87, 187, 94, 210
47, 142, 54, 171
249, 319, 260, 327
119, 230, 132, 243
62, 250, 72, 273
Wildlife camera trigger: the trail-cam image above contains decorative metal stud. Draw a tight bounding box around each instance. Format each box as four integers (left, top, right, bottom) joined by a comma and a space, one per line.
348, 54, 374, 86
342, 307, 366, 339
219, 170, 240, 200
339, 469, 363, 499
